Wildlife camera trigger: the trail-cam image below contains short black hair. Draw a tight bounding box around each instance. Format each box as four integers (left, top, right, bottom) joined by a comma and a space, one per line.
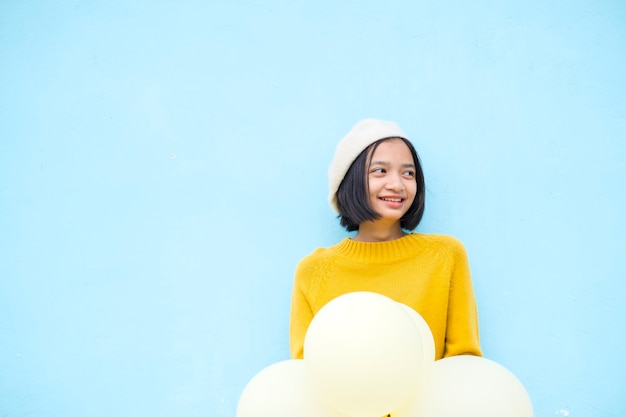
336, 137, 425, 232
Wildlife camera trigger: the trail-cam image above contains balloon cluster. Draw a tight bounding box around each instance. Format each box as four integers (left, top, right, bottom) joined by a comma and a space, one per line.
237, 292, 533, 417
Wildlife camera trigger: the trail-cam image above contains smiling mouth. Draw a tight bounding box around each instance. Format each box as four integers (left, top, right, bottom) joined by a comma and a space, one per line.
380, 197, 403, 202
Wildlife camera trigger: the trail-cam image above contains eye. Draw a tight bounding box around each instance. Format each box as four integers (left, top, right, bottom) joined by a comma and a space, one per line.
403, 170, 415, 177
371, 167, 386, 174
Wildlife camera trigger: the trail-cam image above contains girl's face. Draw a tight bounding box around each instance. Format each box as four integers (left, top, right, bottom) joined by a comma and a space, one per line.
367, 138, 417, 224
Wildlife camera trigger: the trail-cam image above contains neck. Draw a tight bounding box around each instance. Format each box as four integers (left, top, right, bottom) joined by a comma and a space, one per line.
353, 221, 406, 242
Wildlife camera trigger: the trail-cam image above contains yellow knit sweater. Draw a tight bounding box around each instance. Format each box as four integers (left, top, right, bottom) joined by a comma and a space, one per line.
289, 233, 482, 360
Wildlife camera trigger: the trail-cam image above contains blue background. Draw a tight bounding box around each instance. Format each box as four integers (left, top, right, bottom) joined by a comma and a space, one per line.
1, 1, 625, 416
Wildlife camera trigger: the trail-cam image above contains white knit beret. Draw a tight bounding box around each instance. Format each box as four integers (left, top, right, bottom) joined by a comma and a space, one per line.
328, 118, 409, 213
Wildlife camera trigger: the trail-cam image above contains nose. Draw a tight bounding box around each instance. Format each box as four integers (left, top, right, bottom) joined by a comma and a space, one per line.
385, 173, 404, 192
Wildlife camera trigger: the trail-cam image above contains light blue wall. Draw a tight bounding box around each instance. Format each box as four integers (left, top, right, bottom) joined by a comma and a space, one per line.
1, 1, 624, 416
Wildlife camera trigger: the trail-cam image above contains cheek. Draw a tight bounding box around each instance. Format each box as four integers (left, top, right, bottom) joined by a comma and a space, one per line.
407, 182, 418, 197
367, 178, 383, 192
404, 178, 417, 190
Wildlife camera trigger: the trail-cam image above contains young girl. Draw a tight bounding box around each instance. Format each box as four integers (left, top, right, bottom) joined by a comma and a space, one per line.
289, 118, 482, 360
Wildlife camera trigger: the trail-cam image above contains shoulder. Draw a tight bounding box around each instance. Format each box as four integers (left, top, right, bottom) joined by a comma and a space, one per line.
410, 233, 469, 263
295, 247, 330, 272
294, 241, 344, 280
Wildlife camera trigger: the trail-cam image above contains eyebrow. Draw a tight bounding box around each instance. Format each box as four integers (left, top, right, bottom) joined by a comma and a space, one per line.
370, 160, 416, 168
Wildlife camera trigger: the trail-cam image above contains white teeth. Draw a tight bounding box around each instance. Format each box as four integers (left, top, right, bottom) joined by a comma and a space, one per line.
381, 198, 402, 202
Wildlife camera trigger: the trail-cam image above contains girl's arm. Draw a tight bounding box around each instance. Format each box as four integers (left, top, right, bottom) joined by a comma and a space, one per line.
443, 238, 483, 357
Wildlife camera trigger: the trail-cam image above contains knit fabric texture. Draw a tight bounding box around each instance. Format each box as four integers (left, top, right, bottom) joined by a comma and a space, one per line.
289, 233, 482, 360
328, 119, 409, 213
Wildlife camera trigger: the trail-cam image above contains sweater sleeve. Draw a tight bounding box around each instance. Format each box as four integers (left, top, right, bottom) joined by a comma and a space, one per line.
289, 264, 314, 359
442, 237, 483, 357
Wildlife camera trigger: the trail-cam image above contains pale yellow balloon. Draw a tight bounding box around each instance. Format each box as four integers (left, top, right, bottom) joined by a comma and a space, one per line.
236, 359, 347, 417
304, 292, 427, 417
397, 303, 436, 363
392, 355, 533, 417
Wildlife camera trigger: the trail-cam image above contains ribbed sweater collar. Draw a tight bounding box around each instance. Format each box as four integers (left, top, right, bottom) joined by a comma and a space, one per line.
333, 233, 422, 264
